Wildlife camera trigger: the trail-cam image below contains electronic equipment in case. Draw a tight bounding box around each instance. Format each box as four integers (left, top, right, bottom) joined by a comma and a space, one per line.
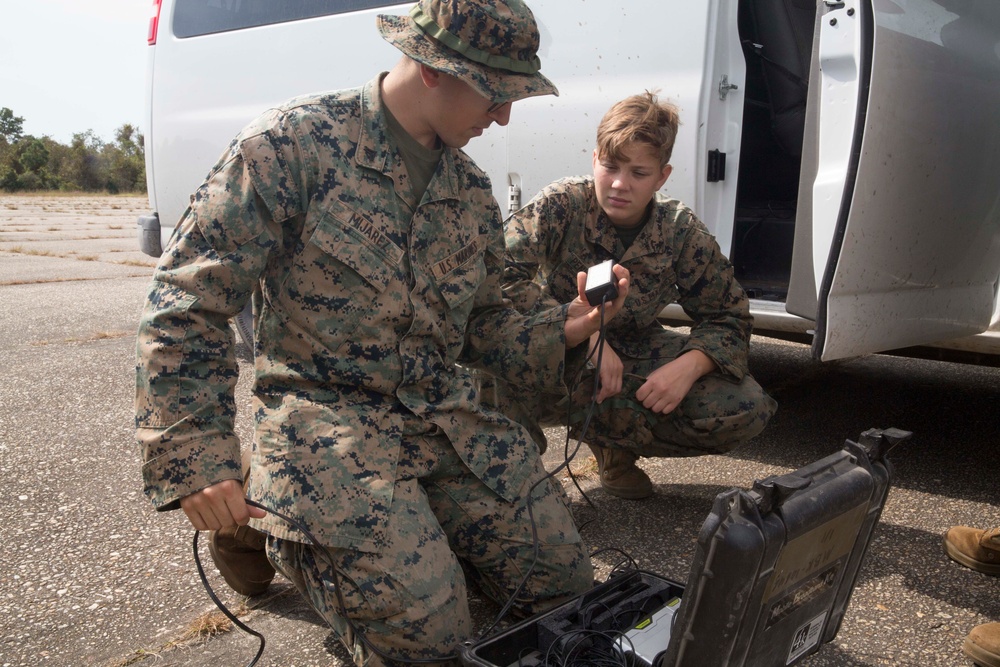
613, 596, 681, 666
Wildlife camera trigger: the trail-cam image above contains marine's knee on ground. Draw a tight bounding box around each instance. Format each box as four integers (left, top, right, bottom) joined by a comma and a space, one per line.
267, 537, 472, 666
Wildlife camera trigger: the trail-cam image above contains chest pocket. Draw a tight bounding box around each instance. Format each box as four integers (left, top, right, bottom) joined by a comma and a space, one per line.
631, 281, 680, 329
545, 252, 590, 304
309, 207, 402, 292
278, 204, 403, 352
433, 235, 488, 328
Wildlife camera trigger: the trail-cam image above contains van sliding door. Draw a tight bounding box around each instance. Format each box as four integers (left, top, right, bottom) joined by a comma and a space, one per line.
788, 0, 1000, 361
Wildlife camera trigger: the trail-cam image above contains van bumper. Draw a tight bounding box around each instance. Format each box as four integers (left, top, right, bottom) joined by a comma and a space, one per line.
137, 213, 162, 257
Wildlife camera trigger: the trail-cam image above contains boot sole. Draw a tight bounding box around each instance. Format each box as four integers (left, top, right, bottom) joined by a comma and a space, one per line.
601, 482, 654, 500
944, 537, 1000, 576
964, 636, 1000, 667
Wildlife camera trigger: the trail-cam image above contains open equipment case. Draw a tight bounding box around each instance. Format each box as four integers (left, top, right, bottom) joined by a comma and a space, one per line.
460, 427, 910, 667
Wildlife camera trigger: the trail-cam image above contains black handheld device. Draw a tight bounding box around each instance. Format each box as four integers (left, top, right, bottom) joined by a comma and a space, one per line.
585, 259, 619, 306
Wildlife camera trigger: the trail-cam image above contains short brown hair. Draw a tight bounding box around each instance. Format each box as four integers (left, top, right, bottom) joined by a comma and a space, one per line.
596, 91, 680, 167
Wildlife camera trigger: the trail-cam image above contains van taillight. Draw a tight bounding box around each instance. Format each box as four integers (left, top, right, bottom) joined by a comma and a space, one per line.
148, 0, 162, 45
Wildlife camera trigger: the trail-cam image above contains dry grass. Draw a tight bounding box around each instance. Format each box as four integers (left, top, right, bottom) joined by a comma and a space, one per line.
108, 648, 158, 667
107, 602, 252, 667
29, 330, 133, 345
107, 614, 235, 667
2, 246, 155, 269
0, 191, 143, 198
0, 276, 147, 287
567, 454, 599, 479
114, 258, 158, 267
93, 330, 130, 340
6, 246, 56, 256
181, 610, 235, 639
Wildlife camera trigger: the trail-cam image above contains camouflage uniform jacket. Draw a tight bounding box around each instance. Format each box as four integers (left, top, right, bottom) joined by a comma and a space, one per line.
503, 176, 751, 380
136, 76, 570, 552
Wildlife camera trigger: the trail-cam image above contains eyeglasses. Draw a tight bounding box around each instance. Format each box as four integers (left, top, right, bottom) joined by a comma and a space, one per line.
487, 101, 508, 115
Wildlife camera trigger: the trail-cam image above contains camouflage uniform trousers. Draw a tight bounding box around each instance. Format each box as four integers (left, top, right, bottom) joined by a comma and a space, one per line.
478, 331, 777, 458
266, 429, 593, 667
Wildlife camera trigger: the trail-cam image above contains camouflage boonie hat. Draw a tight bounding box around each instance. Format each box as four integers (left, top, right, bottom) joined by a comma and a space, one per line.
378, 0, 558, 104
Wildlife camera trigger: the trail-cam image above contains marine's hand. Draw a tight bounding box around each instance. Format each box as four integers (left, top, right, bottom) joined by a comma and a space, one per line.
635, 350, 716, 414
590, 334, 623, 403
179, 478, 267, 531
564, 264, 630, 348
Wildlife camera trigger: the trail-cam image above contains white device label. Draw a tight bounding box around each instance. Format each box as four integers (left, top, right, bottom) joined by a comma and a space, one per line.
786, 611, 827, 664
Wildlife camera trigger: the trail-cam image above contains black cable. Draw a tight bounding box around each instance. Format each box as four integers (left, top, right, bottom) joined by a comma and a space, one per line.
589, 547, 639, 577
544, 627, 630, 667
191, 530, 266, 667
479, 295, 613, 639
560, 295, 611, 511
193, 499, 456, 666
478, 469, 544, 638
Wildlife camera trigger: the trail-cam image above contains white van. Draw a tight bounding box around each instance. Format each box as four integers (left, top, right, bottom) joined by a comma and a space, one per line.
138, 0, 1000, 364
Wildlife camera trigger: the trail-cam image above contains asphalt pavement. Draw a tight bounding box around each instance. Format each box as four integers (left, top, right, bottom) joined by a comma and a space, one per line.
0, 194, 997, 667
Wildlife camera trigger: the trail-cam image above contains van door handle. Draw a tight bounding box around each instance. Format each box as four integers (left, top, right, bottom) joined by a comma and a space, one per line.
719, 74, 739, 101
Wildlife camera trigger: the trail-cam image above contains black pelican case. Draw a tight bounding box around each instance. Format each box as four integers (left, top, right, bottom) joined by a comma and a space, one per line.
459, 427, 909, 667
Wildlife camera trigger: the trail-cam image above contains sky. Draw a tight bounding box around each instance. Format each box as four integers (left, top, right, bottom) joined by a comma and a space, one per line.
0, 0, 149, 145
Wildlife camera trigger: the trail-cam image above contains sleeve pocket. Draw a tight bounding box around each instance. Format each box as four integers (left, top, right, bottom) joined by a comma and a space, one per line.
240, 131, 301, 224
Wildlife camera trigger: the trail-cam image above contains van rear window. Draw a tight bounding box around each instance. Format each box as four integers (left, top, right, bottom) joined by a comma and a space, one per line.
173, 0, 406, 38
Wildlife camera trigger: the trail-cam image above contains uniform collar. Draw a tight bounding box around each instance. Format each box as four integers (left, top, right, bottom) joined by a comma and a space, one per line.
582, 177, 622, 258
357, 74, 461, 206
583, 178, 672, 260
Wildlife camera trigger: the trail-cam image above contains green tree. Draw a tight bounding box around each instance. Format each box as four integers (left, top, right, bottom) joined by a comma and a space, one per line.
0, 136, 55, 191
0, 141, 12, 188
19, 137, 49, 173
0, 112, 146, 193
43, 136, 69, 186
0, 107, 24, 143
0, 108, 20, 186
103, 123, 146, 193
59, 130, 105, 191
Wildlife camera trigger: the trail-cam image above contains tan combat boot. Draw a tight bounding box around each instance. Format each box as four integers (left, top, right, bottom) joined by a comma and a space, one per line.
964, 622, 1000, 667
207, 459, 276, 596
587, 444, 653, 500
943, 525, 1000, 576
208, 522, 275, 596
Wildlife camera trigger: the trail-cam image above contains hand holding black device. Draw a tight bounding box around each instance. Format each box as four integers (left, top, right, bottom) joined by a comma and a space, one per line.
585, 259, 619, 306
